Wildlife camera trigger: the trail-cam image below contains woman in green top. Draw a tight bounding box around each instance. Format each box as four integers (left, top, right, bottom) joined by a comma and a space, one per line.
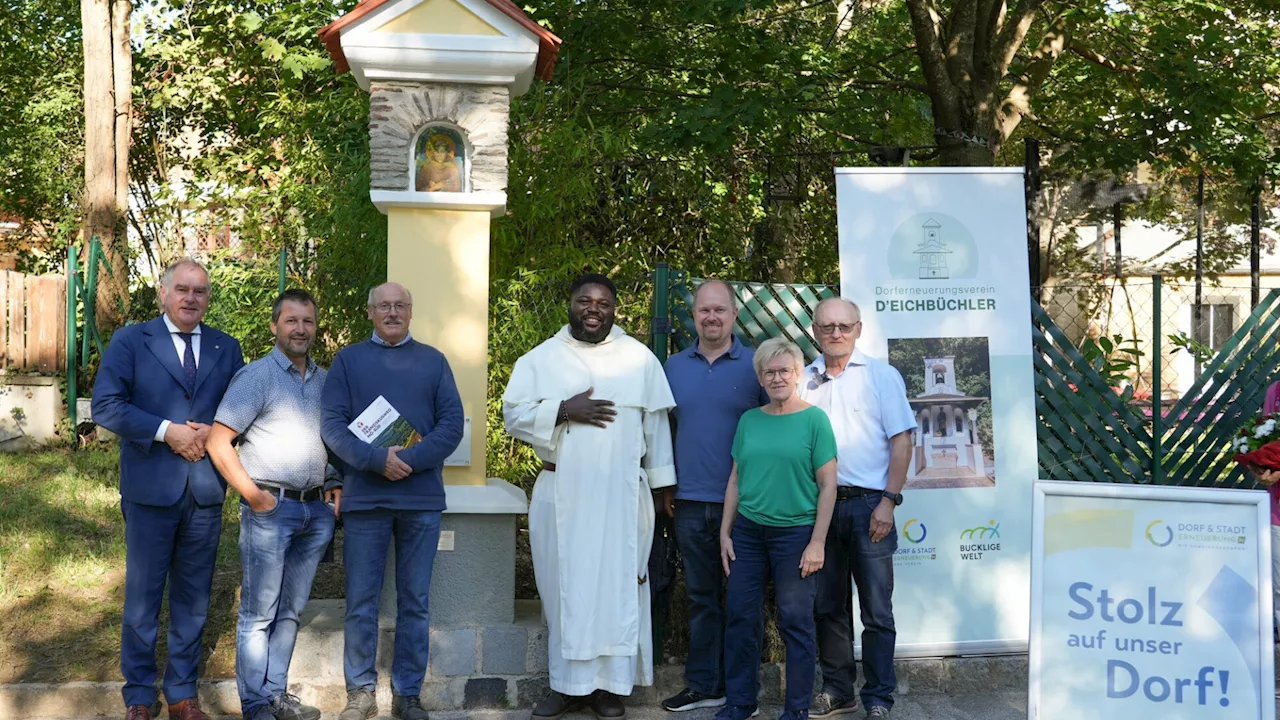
716, 337, 838, 720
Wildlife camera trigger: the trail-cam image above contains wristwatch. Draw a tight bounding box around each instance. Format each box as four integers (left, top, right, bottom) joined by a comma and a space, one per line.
881, 491, 904, 506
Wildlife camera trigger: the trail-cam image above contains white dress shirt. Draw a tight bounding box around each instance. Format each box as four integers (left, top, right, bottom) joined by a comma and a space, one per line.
154, 315, 203, 442
797, 347, 917, 490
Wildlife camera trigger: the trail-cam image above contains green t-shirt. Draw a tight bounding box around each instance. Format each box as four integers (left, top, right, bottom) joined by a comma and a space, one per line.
732, 405, 838, 527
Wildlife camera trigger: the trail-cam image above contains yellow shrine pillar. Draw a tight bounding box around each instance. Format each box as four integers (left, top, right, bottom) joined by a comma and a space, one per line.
319, 0, 561, 630
320, 0, 560, 488
386, 207, 491, 484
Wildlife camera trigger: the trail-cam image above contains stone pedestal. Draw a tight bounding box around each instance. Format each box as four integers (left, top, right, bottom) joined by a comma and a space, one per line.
379, 478, 527, 627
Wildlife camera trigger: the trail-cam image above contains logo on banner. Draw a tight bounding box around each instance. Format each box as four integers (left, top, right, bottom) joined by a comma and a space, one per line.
959, 520, 1001, 560
1140, 517, 1247, 550
1145, 520, 1174, 548
895, 518, 936, 565
887, 213, 979, 281
903, 518, 928, 543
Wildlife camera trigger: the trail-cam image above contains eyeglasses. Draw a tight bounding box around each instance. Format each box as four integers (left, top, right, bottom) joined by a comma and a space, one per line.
371, 302, 411, 313
763, 367, 796, 380
815, 321, 860, 336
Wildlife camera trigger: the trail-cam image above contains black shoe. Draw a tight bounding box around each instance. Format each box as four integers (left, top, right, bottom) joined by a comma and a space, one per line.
392, 694, 429, 720
271, 693, 321, 720
810, 691, 859, 718
532, 691, 588, 720
590, 690, 626, 719
661, 688, 727, 712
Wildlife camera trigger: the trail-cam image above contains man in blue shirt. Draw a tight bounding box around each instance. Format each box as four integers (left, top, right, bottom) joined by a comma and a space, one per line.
207, 289, 336, 720
660, 280, 767, 713
320, 282, 465, 720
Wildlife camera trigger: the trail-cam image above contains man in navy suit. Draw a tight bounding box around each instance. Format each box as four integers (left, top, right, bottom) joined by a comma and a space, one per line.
92, 259, 244, 720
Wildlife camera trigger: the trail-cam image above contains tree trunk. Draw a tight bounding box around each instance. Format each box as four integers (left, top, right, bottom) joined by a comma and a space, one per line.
937, 137, 997, 167
82, 0, 131, 333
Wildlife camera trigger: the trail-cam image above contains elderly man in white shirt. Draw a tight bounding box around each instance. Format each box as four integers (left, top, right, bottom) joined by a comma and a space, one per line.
797, 297, 915, 719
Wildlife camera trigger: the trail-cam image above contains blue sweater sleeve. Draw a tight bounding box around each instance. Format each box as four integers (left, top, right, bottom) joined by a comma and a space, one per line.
401, 354, 465, 471
321, 351, 385, 474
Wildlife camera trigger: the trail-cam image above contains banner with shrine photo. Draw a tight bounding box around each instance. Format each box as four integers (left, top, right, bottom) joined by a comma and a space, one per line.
833, 167, 1036, 656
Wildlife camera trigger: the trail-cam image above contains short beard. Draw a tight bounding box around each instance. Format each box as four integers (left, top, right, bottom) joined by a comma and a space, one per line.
568, 311, 611, 344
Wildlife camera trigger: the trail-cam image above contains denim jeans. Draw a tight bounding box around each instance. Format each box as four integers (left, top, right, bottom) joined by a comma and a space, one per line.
723, 515, 817, 714
236, 497, 335, 714
674, 500, 725, 696
342, 509, 442, 697
815, 492, 897, 710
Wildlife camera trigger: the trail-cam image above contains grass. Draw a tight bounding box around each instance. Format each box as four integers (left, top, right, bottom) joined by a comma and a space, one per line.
0, 449, 781, 684
0, 448, 345, 684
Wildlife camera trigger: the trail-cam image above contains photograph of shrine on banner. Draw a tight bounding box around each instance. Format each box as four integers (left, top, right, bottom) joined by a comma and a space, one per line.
834, 167, 1036, 656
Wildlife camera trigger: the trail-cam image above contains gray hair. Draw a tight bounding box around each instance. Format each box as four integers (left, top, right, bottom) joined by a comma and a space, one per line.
693, 279, 738, 310
367, 283, 414, 305
813, 296, 861, 323
752, 337, 805, 377
159, 259, 209, 289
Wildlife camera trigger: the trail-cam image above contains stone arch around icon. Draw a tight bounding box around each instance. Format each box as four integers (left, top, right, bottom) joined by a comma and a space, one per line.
366, 82, 510, 194
413, 123, 469, 193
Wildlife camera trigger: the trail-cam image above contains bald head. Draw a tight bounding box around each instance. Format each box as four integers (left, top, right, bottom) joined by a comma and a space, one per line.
813, 297, 860, 323
368, 283, 413, 306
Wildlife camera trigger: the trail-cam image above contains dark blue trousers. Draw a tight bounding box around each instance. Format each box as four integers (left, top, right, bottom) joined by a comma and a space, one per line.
675, 500, 726, 696
723, 515, 817, 715
342, 509, 442, 696
120, 488, 223, 708
815, 492, 897, 710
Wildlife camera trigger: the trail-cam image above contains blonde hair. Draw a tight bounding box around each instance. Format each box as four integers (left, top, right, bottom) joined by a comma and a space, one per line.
752, 337, 805, 377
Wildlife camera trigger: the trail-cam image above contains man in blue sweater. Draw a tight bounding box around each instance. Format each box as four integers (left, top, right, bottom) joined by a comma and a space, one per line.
320, 282, 465, 720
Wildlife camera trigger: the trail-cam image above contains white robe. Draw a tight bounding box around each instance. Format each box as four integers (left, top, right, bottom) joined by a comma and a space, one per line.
502, 325, 676, 696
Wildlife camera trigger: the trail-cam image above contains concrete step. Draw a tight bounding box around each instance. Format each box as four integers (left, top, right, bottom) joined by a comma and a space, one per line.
53, 691, 1027, 720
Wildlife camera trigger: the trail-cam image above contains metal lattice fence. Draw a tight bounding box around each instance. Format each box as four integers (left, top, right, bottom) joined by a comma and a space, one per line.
657, 270, 1280, 487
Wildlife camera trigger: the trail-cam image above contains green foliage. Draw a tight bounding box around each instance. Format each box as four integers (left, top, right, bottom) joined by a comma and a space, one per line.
132, 0, 384, 355
0, 0, 83, 248
1080, 333, 1144, 401
201, 254, 282, 362
1168, 330, 1217, 366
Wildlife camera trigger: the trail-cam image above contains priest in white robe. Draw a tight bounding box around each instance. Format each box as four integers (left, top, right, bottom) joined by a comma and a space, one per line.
503, 274, 676, 720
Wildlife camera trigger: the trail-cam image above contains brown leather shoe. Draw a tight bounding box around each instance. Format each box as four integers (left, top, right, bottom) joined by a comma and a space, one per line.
168, 697, 212, 720
125, 706, 152, 720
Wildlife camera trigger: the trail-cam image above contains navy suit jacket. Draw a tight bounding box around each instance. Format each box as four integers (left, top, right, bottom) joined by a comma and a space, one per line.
92, 316, 245, 507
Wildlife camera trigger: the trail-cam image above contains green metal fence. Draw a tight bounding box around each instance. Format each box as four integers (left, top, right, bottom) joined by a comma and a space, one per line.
650, 267, 1280, 486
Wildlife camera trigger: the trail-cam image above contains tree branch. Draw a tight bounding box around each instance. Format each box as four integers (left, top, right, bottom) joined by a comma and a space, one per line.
945, 0, 979, 94
839, 77, 931, 95
974, 0, 1002, 64
1068, 38, 1143, 73
989, 0, 1046, 77
998, 13, 1070, 144
904, 0, 952, 102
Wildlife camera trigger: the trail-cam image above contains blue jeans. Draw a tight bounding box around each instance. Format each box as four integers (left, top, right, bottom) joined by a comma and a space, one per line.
120, 489, 222, 708
815, 492, 897, 710
675, 500, 726, 696
343, 509, 442, 696
236, 497, 335, 714
724, 515, 817, 715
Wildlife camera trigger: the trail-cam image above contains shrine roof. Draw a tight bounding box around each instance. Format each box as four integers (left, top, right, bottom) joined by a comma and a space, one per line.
318, 0, 562, 81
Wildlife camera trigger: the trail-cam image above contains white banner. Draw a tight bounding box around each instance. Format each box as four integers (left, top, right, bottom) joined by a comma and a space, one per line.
834, 167, 1036, 655
1030, 481, 1274, 720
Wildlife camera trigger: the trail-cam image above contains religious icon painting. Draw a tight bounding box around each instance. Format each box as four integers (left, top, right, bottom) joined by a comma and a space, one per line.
414, 125, 467, 192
